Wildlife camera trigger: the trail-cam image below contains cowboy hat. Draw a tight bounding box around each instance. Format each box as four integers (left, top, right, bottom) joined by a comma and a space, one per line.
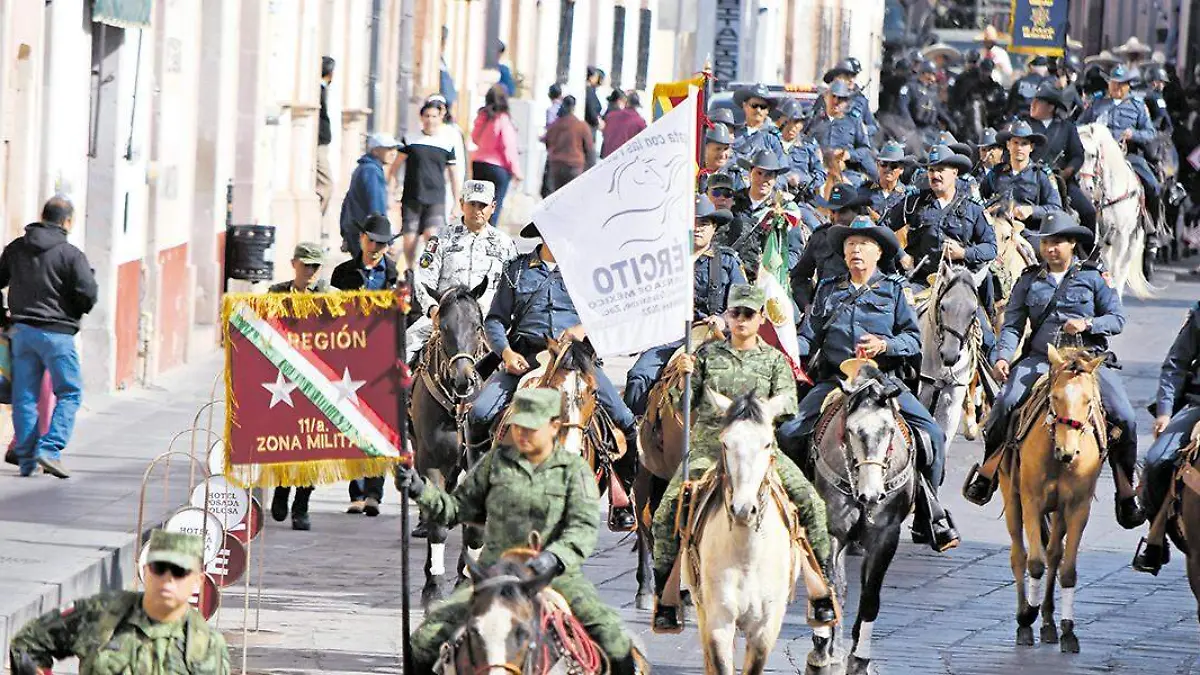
823, 59, 858, 83
975, 128, 1002, 150
813, 184, 872, 211
1032, 83, 1067, 109
741, 149, 788, 174
1113, 36, 1152, 57
696, 194, 733, 226
520, 222, 542, 239
772, 98, 809, 123
1084, 50, 1120, 66
826, 79, 856, 99
976, 25, 1009, 44
920, 144, 972, 173
877, 140, 915, 165
705, 123, 735, 146
997, 120, 1047, 146
1103, 64, 1139, 83
929, 131, 973, 158
708, 107, 738, 127
733, 83, 774, 108
829, 215, 902, 260
1029, 210, 1094, 251
921, 42, 962, 63
357, 213, 398, 243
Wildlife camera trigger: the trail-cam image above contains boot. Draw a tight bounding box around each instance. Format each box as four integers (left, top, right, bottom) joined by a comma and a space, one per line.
962, 461, 998, 506
4, 447, 17, 466
1132, 537, 1170, 575
291, 487, 312, 531
610, 651, 640, 675
915, 474, 959, 552
810, 596, 837, 625
1115, 493, 1146, 530
609, 505, 637, 531
651, 574, 683, 634
271, 487, 291, 522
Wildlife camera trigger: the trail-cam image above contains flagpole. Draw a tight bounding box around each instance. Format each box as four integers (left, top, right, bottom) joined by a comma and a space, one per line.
397, 269, 414, 675
681, 66, 712, 483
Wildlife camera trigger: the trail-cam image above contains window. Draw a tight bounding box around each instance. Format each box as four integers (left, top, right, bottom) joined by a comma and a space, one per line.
611, 6, 626, 89
556, 0, 574, 85
636, 7, 651, 90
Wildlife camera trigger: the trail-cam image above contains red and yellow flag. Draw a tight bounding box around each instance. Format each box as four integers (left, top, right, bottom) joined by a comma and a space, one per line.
652, 75, 706, 120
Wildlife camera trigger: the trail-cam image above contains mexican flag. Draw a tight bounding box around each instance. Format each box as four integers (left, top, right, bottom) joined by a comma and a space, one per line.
757, 211, 811, 384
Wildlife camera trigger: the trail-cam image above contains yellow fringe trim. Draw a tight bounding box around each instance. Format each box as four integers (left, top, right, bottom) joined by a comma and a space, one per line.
220, 289, 411, 489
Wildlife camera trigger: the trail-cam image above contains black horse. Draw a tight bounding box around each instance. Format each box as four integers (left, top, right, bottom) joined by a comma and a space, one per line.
409, 279, 490, 605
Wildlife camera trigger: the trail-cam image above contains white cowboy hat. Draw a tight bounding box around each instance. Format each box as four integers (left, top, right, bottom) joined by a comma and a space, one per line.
1083, 50, 1119, 66
921, 42, 962, 63
1113, 36, 1152, 56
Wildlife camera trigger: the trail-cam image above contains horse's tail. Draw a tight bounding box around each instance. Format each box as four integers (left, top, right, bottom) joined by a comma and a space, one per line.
1124, 221, 1155, 300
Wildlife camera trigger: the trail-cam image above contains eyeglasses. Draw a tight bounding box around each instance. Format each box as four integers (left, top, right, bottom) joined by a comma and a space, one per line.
710, 188, 734, 199
148, 561, 192, 579
747, 101, 770, 110
880, 163, 904, 171
729, 308, 758, 319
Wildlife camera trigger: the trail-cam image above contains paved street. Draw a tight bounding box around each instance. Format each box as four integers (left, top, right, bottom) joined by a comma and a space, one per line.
212, 265, 1200, 675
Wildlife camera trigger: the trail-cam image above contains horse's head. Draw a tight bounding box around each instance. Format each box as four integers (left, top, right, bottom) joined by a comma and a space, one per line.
428, 278, 489, 398
459, 555, 551, 675
933, 267, 980, 367
707, 389, 791, 525
544, 336, 598, 454
1046, 344, 1107, 464
840, 364, 904, 509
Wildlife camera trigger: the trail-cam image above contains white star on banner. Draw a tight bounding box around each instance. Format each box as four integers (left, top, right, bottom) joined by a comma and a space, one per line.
332, 367, 366, 404
261, 371, 298, 409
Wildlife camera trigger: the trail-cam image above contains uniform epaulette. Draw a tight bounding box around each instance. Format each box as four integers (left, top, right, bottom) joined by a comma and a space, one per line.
1021, 263, 1043, 276
882, 273, 906, 284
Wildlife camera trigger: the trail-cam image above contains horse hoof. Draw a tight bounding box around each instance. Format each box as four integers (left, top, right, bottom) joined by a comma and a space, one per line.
1016, 626, 1035, 646
1040, 623, 1059, 644
1061, 620, 1080, 653
963, 425, 978, 441
635, 593, 655, 611
845, 654, 871, 675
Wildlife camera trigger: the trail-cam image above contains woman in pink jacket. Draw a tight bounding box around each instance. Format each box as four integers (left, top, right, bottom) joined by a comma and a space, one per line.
471, 85, 523, 225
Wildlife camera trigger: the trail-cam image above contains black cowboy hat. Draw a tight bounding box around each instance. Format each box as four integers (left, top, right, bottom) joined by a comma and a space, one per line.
520, 222, 542, 239
975, 127, 1002, 150
705, 123, 735, 146
358, 213, 399, 243
1032, 83, 1067, 109
733, 83, 774, 108
813, 184, 872, 211
998, 120, 1047, 145
741, 149, 788, 174
929, 131, 973, 158
829, 216, 902, 259
823, 59, 858, 83
706, 172, 735, 191
708, 107, 738, 127
1029, 209, 1095, 251
696, 194, 733, 226
877, 140, 916, 165
920, 144, 973, 173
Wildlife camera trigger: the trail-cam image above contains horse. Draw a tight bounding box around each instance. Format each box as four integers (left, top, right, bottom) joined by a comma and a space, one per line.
409, 280, 490, 605
918, 263, 984, 457
807, 360, 916, 675
997, 345, 1107, 653
682, 390, 820, 675
440, 545, 608, 675
1077, 123, 1154, 299
819, 148, 853, 210
633, 324, 723, 609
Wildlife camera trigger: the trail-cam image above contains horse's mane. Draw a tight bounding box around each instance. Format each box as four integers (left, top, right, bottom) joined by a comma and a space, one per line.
555, 339, 595, 377
439, 285, 483, 314
722, 391, 766, 426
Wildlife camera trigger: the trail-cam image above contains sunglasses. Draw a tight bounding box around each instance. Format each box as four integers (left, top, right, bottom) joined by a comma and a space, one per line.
729, 307, 758, 319
880, 163, 904, 170
148, 561, 193, 579
747, 101, 771, 110
710, 188, 734, 199
303, 263, 321, 271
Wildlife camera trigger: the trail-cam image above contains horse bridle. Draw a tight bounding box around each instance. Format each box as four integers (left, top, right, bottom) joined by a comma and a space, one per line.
460, 575, 536, 675
718, 446, 775, 531
1078, 132, 1139, 215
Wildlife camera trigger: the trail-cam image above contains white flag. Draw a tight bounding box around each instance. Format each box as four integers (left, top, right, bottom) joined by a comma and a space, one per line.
531, 90, 697, 357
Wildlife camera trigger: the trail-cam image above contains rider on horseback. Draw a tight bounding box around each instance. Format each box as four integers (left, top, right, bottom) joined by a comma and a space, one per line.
469, 225, 639, 528
400, 388, 642, 675
962, 212, 1145, 529
974, 128, 1005, 179
1134, 301, 1200, 574
624, 196, 746, 417
807, 79, 879, 184
863, 140, 915, 219
775, 99, 827, 197
722, 150, 809, 281
1026, 85, 1097, 235
699, 123, 746, 193
778, 218, 962, 552
649, 284, 836, 633
730, 83, 786, 166
793, 184, 879, 312
809, 58, 880, 139
980, 121, 1063, 235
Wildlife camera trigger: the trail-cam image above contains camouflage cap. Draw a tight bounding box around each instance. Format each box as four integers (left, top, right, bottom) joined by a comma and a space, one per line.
726, 284, 766, 312
462, 179, 496, 204
508, 388, 563, 429
293, 242, 323, 265
145, 529, 203, 572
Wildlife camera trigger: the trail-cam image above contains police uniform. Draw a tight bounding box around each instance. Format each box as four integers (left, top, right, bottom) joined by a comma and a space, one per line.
1077, 91, 1160, 210
1142, 88, 1174, 134
8, 531, 229, 675
980, 162, 1062, 228
407, 217, 518, 362
406, 389, 636, 675
806, 114, 880, 183
810, 90, 879, 139
886, 186, 996, 283
781, 134, 827, 195
1027, 100, 1096, 233
623, 246, 745, 416
1007, 72, 1048, 116
864, 180, 911, 220
469, 245, 637, 440
1142, 302, 1200, 523
723, 186, 808, 283
903, 79, 951, 137
732, 121, 785, 166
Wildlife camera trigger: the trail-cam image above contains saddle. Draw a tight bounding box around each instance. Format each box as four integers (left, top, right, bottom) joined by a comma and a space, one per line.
809, 388, 914, 497
640, 324, 723, 479
1000, 369, 1109, 470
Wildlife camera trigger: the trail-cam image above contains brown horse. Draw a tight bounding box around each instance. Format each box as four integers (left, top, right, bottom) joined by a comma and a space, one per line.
817, 148, 853, 219
998, 345, 1107, 653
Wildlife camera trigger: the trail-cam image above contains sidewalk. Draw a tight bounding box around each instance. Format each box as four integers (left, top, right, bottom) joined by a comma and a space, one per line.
0, 352, 224, 668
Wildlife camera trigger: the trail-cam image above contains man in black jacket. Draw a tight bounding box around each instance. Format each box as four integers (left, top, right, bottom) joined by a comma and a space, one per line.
316, 56, 335, 215
330, 213, 398, 514
0, 196, 98, 478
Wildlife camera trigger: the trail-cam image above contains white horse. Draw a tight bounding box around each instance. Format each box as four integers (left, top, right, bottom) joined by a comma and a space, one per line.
1076, 123, 1153, 299
683, 390, 813, 675
918, 263, 984, 457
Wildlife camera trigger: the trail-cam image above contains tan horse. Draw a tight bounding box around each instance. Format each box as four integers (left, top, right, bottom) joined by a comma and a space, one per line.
998, 345, 1107, 654
817, 149, 853, 220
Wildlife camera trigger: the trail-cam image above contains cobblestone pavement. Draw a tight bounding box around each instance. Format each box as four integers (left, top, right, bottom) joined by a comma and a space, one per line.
219, 273, 1200, 675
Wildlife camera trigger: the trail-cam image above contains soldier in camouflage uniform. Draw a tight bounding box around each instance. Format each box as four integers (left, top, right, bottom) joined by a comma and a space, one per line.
649, 284, 834, 632
398, 388, 639, 675
9, 530, 229, 675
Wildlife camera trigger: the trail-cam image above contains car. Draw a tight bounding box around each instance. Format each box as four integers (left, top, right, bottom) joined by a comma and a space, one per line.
707, 83, 821, 126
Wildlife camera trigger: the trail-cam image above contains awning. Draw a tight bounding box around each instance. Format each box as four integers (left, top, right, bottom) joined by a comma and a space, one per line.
93, 0, 153, 29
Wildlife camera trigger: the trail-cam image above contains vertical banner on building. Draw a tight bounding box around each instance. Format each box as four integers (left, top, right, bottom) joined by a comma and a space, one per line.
712, 0, 741, 89
531, 91, 698, 358
1008, 0, 1070, 56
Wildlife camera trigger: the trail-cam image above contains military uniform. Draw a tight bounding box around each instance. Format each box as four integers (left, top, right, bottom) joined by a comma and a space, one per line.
268, 279, 328, 293
623, 246, 746, 415
409, 442, 632, 669
732, 121, 785, 166
407, 219, 518, 361
9, 531, 229, 675
1140, 303, 1200, 520
470, 247, 636, 438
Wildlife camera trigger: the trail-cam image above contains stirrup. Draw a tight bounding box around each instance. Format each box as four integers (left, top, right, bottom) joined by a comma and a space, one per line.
651, 598, 684, 635
1131, 537, 1165, 576
961, 462, 997, 506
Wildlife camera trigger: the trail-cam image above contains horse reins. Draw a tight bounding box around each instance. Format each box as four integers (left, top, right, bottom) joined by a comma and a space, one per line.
718, 449, 776, 531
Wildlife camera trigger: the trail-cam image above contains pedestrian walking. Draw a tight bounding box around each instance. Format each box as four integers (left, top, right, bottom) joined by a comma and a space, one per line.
600, 90, 646, 159
543, 96, 593, 194
267, 242, 329, 531
428, 94, 468, 230
541, 84, 564, 197
330, 215, 399, 516
339, 132, 401, 259
0, 196, 96, 479
470, 85, 523, 226
393, 98, 461, 270
315, 56, 335, 215
495, 41, 515, 96
8, 529, 230, 674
